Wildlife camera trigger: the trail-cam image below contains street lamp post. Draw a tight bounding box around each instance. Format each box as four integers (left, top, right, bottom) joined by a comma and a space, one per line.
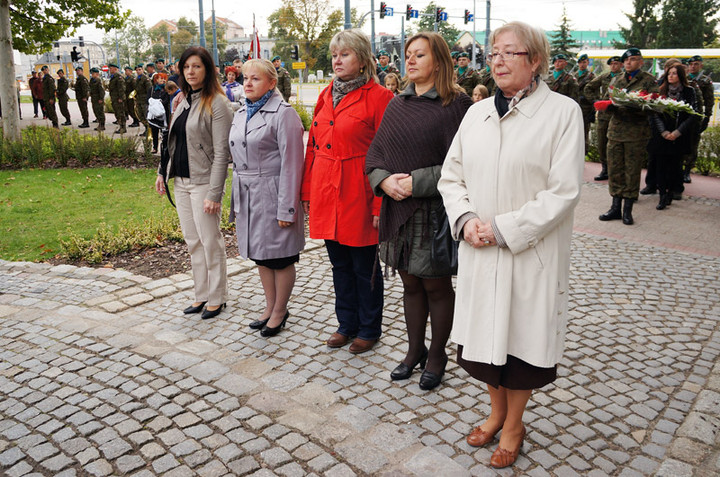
211, 0, 218, 65
198, 0, 206, 48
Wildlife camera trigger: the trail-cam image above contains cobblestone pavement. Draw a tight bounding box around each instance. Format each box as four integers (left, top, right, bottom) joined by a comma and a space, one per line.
1, 188, 720, 476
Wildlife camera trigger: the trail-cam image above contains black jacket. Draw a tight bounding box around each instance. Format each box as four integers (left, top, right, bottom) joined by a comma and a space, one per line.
648, 86, 699, 156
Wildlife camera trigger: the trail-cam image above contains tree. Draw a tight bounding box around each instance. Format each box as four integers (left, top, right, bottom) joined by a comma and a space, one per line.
413, 3, 461, 49
171, 30, 195, 60
102, 15, 151, 68
549, 5, 582, 57
204, 20, 228, 60
224, 47, 240, 63
657, 0, 720, 48
615, 0, 661, 48
1, 0, 128, 140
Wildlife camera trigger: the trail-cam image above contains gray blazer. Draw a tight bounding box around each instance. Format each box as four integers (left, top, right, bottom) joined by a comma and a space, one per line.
229, 91, 305, 260
163, 91, 233, 202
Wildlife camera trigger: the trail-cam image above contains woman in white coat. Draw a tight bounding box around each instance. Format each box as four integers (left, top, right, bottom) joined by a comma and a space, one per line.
437, 22, 584, 469
229, 59, 305, 338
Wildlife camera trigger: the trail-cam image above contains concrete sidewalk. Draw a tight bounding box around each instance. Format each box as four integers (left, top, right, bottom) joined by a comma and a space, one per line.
1, 176, 719, 476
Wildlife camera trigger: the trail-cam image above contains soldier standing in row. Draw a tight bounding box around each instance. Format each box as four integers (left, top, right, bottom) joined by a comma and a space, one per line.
574, 54, 596, 154
135, 64, 152, 136
599, 48, 658, 225
478, 63, 496, 96
155, 59, 169, 76
124, 66, 140, 128
272, 56, 292, 103
546, 53, 579, 101
108, 63, 126, 134
584, 56, 623, 181
375, 50, 399, 86
89, 67, 106, 131
73, 66, 90, 128
56, 69, 72, 126
455, 52, 480, 96
41, 65, 59, 128
146, 63, 156, 79
685, 55, 714, 183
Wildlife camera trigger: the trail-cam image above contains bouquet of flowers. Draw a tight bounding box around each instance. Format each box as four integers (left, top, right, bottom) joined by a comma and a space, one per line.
594, 87, 702, 118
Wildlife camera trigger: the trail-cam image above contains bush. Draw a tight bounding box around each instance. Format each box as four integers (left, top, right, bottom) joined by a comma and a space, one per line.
291, 100, 312, 131
697, 126, 720, 176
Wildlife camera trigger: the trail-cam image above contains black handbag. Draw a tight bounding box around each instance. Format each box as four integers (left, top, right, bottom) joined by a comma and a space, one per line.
430, 204, 458, 276
159, 129, 175, 208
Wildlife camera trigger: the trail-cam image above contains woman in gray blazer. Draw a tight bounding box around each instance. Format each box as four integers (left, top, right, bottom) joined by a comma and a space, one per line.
155, 46, 233, 320
229, 59, 305, 337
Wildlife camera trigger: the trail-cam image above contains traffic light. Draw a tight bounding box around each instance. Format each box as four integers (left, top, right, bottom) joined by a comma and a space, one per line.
290, 44, 299, 61
380, 2, 386, 19
71, 49, 79, 62
79, 36, 84, 47
436, 8, 443, 23
53, 42, 59, 48
464, 9, 471, 24
406, 5, 413, 20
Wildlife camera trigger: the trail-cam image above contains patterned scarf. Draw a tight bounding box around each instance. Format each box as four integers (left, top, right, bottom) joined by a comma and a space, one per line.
667, 84, 683, 101
494, 75, 540, 118
332, 75, 367, 107
246, 89, 273, 122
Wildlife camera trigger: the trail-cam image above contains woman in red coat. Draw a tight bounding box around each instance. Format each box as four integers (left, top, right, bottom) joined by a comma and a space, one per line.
301, 29, 394, 354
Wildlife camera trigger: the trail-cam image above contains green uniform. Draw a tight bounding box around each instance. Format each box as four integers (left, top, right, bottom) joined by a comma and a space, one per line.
124, 74, 138, 124
478, 67, 497, 96
89, 76, 105, 129
42, 73, 58, 127
56, 76, 71, 123
134, 74, 152, 129
276, 66, 292, 102
73, 74, 90, 124
108, 72, 126, 129
606, 70, 659, 200
545, 70, 579, 102
685, 71, 715, 174
584, 70, 621, 167
456, 66, 480, 96
575, 69, 596, 153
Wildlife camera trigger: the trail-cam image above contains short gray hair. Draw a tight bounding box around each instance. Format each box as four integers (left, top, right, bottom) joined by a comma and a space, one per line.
489, 22, 550, 76
241, 59, 281, 97
329, 29, 379, 84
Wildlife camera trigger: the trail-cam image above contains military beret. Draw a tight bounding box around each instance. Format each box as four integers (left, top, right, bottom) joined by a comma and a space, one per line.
75, 66, 83, 71
156, 58, 165, 63
108, 62, 118, 68
146, 62, 155, 67
681, 58, 689, 65
89, 67, 100, 73
577, 54, 589, 62
457, 52, 469, 58
552, 54, 567, 62
135, 63, 144, 68
124, 66, 133, 71
690, 55, 703, 63
271, 55, 281, 62
40, 65, 49, 71
607, 56, 623, 65
451, 51, 459, 58
57, 69, 64, 74
621, 47, 642, 61
377, 50, 389, 58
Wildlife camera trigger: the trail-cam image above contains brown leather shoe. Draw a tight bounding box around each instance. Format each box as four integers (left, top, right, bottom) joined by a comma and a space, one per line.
348, 338, 377, 354
467, 425, 501, 447
490, 426, 526, 469
326, 332, 350, 348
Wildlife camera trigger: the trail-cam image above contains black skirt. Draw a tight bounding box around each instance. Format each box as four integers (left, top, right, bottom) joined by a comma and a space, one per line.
457, 345, 557, 390
252, 254, 299, 270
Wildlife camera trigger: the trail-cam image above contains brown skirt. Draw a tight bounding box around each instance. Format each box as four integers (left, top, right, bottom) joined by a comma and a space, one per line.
457, 345, 557, 390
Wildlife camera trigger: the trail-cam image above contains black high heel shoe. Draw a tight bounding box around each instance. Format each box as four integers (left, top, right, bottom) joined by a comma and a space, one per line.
419, 358, 447, 391
390, 348, 428, 381
249, 317, 270, 330
201, 303, 226, 320
184, 302, 207, 314
260, 311, 289, 337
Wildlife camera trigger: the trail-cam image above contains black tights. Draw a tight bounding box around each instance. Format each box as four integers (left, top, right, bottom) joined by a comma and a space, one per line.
398, 271, 455, 375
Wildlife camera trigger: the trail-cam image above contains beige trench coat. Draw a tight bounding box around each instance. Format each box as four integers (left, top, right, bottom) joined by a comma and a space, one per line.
438, 80, 584, 368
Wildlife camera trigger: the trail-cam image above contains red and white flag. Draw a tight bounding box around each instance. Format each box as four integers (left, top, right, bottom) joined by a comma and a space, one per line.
249, 14, 261, 59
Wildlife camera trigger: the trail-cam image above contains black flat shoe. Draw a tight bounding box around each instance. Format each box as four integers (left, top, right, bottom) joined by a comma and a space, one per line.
183, 301, 207, 314
391, 348, 428, 381
249, 317, 270, 330
419, 361, 446, 391
260, 311, 289, 337
201, 303, 226, 320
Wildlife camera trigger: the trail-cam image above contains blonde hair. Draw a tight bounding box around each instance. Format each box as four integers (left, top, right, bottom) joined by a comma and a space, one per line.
384, 72, 401, 92
241, 59, 280, 96
489, 21, 550, 76
472, 83, 489, 100
404, 32, 463, 106
330, 29, 379, 84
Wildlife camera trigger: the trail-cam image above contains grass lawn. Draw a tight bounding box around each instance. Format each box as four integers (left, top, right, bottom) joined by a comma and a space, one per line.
0, 167, 171, 262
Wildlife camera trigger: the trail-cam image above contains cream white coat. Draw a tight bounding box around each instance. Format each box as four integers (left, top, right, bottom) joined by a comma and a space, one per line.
438, 80, 584, 368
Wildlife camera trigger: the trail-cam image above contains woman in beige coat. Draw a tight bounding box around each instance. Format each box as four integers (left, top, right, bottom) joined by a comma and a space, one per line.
155, 46, 233, 320
437, 22, 584, 469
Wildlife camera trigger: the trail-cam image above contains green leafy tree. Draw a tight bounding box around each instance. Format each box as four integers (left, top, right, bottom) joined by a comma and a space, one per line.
549, 5, 582, 57
413, 3, 461, 49
615, 0, 661, 48
171, 29, 196, 60
102, 15, 151, 67
176, 17, 198, 38
204, 20, 228, 59
657, 0, 720, 48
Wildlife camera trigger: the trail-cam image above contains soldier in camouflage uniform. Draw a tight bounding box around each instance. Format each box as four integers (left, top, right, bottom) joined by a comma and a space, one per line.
574, 54, 596, 154
89, 67, 106, 131
155, 59, 169, 76
73, 66, 90, 128
455, 52, 480, 96
375, 50, 399, 88
546, 54, 579, 102
584, 56, 623, 180
135, 64, 152, 136
56, 69, 72, 126
124, 66, 139, 128
108, 63, 126, 134
599, 48, 659, 225
40, 65, 59, 128
685, 55, 715, 183
478, 64, 497, 96
272, 56, 293, 102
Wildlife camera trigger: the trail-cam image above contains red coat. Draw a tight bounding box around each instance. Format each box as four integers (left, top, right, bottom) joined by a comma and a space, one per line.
301, 79, 393, 247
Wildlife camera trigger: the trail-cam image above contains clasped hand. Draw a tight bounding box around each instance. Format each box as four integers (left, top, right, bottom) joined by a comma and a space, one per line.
380, 173, 412, 201
464, 217, 496, 248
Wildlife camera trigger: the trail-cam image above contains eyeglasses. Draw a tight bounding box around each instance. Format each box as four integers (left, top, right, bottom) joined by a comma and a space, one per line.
486, 51, 529, 63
